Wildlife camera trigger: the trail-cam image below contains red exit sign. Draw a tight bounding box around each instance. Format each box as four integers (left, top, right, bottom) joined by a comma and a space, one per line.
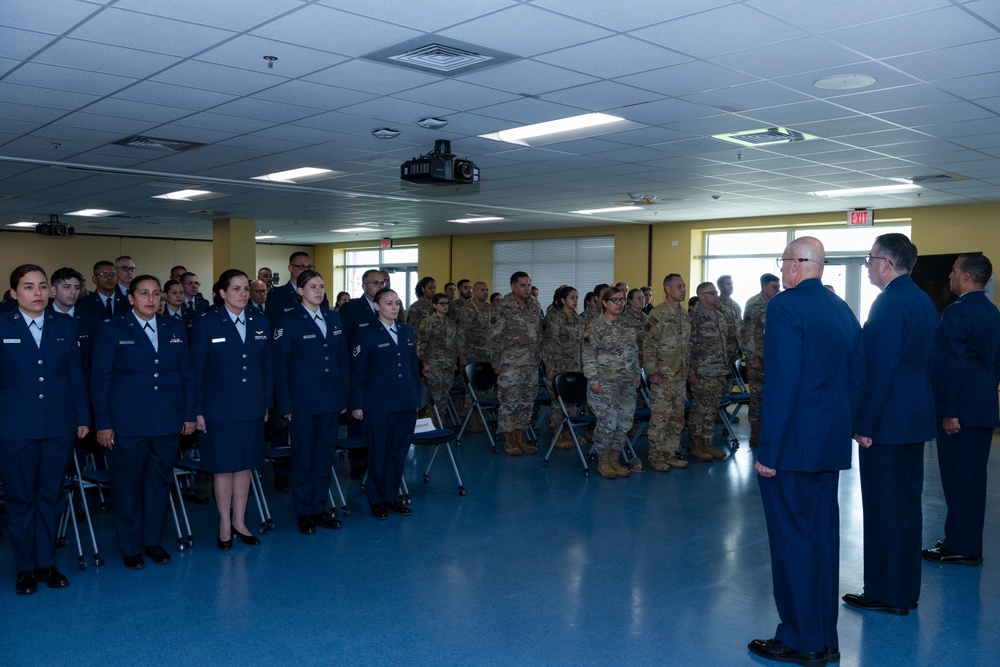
848, 209, 874, 227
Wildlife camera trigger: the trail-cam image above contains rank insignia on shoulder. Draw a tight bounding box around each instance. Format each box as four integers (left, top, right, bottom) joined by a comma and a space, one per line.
353, 344, 361, 357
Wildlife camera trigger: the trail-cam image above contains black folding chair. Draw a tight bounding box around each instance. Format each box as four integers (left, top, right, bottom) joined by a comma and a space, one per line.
412, 385, 465, 497
542, 372, 594, 476
457, 361, 500, 452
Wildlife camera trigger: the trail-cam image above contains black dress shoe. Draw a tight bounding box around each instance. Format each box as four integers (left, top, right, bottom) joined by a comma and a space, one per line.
842, 593, 908, 615
921, 547, 983, 566
33, 566, 69, 589
370, 504, 389, 520
274, 477, 291, 492
233, 529, 261, 546
124, 554, 146, 570
313, 511, 343, 530
217, 535, 233, 551
298, 516, 317, 534
826, 647, 840, 663
383, 500, 412, 516
143, 545, 171, 565
15, 571, 37, 595
748, 638, 826, 666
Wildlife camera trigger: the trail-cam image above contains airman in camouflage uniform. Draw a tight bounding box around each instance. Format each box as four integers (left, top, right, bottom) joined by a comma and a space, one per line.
687, 282, 738, 461
642, 274, 692, 472
584, 290, 641, 479
406, 276, 436, 331
457, 282, 492, 364
449, 279, 471, 321
716, 275, 743, 347
417, 297, 459, 418
740, 273, 780, 447
622, 292, 648, 357
542, 289, 584, 448
491, 272, 542, 455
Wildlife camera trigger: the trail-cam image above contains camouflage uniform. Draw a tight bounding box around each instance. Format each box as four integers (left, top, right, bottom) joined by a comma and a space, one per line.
449, 296, 468, 321
687, 303, 734, 438
417, 313, 458, 412
716, 295, 742, 358
740, 293, 769, 443
457, 300, 492, 362
643, 301, 691, 461
491, 292, 542, 434
621, 307, 647, 358
542, 306, 584, 433
582, 307, 602, 329
584, 315, 639, 454
406, 298, 434, 331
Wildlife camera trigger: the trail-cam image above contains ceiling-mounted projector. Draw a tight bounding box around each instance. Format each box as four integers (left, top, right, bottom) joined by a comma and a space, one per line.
36, 214, 75, 237
401, 139, 479, 185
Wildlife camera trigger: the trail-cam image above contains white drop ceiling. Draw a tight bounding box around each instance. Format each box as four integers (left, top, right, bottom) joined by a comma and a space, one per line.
1, 0, 999, 243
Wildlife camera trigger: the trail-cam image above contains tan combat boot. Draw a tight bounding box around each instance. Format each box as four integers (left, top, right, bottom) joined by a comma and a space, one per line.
706, 438, 726, 459
689, 437, 714, 462
609, 450, 631, 478
596, 451, 617, 479
467, 414, 485, 433
664, 452, 688, 469
517, 430, 538, 455
504, 432, 522, 456
647, 451, 671, 472
554, 429, 575, 449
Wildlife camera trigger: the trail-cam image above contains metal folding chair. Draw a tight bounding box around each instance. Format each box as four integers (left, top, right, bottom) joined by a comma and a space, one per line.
542, 372, 594, 476
457, 361, 500, 452
412, 388, 466, 497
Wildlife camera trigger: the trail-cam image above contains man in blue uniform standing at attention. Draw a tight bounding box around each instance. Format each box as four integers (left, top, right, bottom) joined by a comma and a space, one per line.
749, 236, 864, 667
922, 252, 1000, 566
843, 233, 938, 616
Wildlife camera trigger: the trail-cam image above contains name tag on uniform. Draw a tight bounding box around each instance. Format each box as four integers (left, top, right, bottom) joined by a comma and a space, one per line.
212, 337, 226, 343
118, 340, 135, 345
332, 329, 342, 336
358, 322, 370, 327
255, 335, 268, 340
378, 342, 390, 348
3, 338, 20, 343
303, 334, 316, 340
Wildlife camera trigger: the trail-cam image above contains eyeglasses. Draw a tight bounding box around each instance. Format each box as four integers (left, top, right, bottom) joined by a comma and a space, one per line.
185, 281, 201, 287
698, 291, 719, 297
291, 264, 315, 271
864, 254, 893, 267
776, 257, 817, 268
96, 271, 116, 278
115, 266, 137, 273
607, 297, 625, 304
365, 280, 388, 287
436, 301, 450, 306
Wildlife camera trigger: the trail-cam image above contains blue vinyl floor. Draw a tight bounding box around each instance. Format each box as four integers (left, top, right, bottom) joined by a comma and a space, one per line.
1, 418, 997, 667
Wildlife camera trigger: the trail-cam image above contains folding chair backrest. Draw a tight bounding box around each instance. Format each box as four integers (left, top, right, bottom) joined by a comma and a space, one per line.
553, 372, 589, 407
732, 357, 750, 394
465, 361, 498, 394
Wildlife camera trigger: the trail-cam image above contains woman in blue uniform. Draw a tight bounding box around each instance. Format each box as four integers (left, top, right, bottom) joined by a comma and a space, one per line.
0, 264, 90, 594
191, 269, 272, 550
349, 288, 420, 520
273, 270, 349, 535
91, 275, 196, 569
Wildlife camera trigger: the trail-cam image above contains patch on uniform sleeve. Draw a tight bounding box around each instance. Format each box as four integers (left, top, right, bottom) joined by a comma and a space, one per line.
353, 344, 361, 357
644, 322, 653, 332
274, 328, 283, 339
583, 329, 591, 344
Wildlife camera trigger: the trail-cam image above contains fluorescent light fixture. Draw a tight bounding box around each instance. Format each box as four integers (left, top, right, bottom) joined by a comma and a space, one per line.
251, 167, 337, 183
255, 235, 278, 240
7, 221, 39, 227
448, 216, 504, 223
571, 206, 637, 215
333, 227, 371, 233
479, 112, 629, 146
65, 209, 121, 217
811, 184, 920, 197
152, 189, 217, 201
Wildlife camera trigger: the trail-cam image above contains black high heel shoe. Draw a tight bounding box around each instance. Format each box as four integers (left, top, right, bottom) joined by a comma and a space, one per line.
233, 528, 260, 546
217, 532, 233, 551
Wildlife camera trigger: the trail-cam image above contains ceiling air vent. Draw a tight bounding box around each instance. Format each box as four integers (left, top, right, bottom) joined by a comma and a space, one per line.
712, 127, 818, 147
114, 135, 206, 152
390, 44, 491, 72
362, 37, 516, 76
910, 173, 969, 184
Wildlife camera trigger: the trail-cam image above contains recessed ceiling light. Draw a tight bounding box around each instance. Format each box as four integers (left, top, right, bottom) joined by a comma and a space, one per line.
250, 168, 338, 183
811, 184, 920, 197
448, 216, 504, 223
65, 209, 122, 217
712, 127, 818, 147
479, 112, 632, 146
333, 227, 371, 233
571, 206, 637, 215
151, 189, 223, 201
371, 128, 401, 139
417, 117, 449, 129
814, 74, 877, 90
7, 221, 39, 227
255, 235, 278, 240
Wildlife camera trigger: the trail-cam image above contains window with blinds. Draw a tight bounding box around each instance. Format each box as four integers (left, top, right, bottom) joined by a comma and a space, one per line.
492, 237, 614, 312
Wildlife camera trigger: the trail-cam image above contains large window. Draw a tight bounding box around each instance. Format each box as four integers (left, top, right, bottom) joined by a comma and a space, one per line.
344, 246, 419, 308
493, 237, 614, 312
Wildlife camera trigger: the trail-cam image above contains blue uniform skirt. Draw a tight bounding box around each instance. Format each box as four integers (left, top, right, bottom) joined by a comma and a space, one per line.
199, 419, 264, 473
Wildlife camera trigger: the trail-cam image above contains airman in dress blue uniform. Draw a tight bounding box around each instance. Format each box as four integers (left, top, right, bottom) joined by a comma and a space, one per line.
0, 265, 90, 595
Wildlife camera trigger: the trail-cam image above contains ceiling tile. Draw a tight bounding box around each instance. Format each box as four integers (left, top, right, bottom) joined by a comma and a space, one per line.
313, 0, 518, 33
114, 81, 237, 110
0, 1, 103, 34
250, 5, 423, 57
252, 80, 378, 111
196, 35, 349, 78
112, 0, 304, 32
532, 0, 738, 32
393, 79, 522, 112
304, 59, 443, 96
746, 0, 951, 32
887, 39, 1000, 82
0, 81, 101, 111
152, 60, 286, 96
536, 35, 691, 79
710, 37, 867, 79
67, 7, 237, 56
457, 60, 599, 96
5, 62, 135, 95
34, 38, 180, 78
616, 61, 755, 98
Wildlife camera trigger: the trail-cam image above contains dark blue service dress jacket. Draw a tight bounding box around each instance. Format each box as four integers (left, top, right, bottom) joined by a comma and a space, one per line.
91, 313, 195, 437
267, 282, 328, 322
78, 289, 128, 321
349, 320, 421, 414
191, 308, 273, 420
47, 305, 101, 383
273, 305, 349, 417
853, 274, 938, 444
338, 296, 379, 344
0, 309, 89, 439
929, 289, 1000, 426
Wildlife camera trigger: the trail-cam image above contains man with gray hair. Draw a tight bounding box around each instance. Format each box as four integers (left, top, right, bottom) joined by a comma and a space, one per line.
842, 233, 938, 616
